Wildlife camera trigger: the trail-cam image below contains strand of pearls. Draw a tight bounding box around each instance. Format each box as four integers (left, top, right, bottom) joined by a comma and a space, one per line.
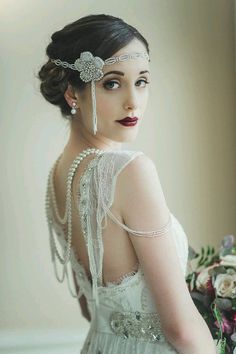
103, 204, 173, 237
45, 147, 104, 282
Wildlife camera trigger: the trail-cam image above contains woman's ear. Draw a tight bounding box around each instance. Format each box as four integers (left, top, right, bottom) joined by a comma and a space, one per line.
64, 84, 79, 109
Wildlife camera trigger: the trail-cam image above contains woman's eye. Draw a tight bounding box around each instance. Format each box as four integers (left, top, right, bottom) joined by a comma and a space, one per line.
103, 79, 150, 90
103, 80, 120, 90
136, 79, 150, 87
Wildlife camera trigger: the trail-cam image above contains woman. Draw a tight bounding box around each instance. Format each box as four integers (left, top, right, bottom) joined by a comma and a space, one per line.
39, 14, 216, 354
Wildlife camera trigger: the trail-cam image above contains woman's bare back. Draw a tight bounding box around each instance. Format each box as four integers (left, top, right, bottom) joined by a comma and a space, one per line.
52, 149, 139, 286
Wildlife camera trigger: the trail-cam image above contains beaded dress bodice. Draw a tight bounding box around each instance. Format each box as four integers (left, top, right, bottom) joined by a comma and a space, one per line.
46, 149, 189, 354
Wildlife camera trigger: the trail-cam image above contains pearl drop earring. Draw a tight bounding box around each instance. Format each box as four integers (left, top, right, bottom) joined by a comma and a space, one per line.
71, 102, 77, 115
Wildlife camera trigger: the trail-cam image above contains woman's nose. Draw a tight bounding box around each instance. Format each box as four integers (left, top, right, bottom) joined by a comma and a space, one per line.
123, 89, 138, 111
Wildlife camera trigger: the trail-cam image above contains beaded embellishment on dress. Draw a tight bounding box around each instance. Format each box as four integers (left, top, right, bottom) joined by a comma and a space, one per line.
109, 311, 165, 342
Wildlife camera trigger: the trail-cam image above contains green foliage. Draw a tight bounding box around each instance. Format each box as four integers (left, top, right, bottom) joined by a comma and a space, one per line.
197, 245, 218, 268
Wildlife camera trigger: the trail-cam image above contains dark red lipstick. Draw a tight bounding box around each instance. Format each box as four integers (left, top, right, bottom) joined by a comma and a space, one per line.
116, 116, 138, 126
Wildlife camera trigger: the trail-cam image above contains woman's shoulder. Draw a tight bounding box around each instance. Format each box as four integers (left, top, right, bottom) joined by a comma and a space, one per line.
101, 148, 148, 166
117, 150, 156, 174
97, 149, 151, 181
102, 148, 145, 157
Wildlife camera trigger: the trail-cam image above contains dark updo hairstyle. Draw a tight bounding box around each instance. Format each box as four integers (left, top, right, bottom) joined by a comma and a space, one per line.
37, 14, 149, 118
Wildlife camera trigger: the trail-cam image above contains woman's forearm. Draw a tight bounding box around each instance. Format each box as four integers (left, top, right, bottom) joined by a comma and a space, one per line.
166, 314, 217, 354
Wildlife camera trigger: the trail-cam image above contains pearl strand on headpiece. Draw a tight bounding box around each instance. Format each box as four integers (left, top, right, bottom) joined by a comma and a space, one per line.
45, 147, 104, 283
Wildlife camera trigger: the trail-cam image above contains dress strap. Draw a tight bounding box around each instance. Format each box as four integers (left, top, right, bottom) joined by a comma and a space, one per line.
102, 204, 173, 237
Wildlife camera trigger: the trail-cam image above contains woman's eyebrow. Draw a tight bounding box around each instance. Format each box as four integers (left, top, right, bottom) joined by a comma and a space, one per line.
103, 70, 149, 77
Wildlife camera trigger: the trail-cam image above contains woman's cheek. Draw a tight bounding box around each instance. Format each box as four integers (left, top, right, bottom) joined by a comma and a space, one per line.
98, 94, 117, 113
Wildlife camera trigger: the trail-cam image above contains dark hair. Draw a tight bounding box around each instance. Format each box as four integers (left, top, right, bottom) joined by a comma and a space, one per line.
37, 14, 150, 118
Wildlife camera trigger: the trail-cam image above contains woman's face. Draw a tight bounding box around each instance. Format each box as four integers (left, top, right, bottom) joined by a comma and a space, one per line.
76, 38, 150, 143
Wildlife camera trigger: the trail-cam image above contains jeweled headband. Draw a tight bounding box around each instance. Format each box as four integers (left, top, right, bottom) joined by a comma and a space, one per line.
51, 51, 150, 135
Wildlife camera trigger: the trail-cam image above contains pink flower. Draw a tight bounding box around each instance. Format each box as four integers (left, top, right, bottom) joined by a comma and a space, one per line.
205, 278, 215, 297
196, 265, 218, 293
214, 314, 234, 334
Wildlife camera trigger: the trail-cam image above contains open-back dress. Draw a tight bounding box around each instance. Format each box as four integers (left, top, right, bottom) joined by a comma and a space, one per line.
46, 149, 189, 354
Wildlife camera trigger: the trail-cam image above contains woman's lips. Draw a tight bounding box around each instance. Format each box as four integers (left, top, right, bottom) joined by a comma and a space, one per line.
116, 116, 138, 126
117, 117, 138, 122
116, 120, 138, 126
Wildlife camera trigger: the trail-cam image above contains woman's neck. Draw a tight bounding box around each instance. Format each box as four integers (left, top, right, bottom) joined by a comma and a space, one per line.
65, 119, 123, 153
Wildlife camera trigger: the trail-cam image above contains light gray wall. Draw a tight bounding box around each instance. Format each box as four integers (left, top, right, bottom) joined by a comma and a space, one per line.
0, 0, 235, 341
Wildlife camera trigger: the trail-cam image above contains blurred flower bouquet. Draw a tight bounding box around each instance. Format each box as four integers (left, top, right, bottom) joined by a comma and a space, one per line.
186, 235, 236, 354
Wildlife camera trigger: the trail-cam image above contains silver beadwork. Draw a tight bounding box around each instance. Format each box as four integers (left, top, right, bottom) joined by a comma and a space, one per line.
109, 311, 165, 342
103, 202, 173, 237
45, 147, 104, 285
51, 51, 150, 79
74, 51, 104, 82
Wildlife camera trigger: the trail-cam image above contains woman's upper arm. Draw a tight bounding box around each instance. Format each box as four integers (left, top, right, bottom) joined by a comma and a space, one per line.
118, 154, 197, 338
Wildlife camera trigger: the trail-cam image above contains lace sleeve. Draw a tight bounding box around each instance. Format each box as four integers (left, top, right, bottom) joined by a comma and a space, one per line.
97, 150, 173, 238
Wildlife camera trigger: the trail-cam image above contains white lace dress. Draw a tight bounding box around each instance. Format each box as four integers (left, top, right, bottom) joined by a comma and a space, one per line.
46, 149, 189, 354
